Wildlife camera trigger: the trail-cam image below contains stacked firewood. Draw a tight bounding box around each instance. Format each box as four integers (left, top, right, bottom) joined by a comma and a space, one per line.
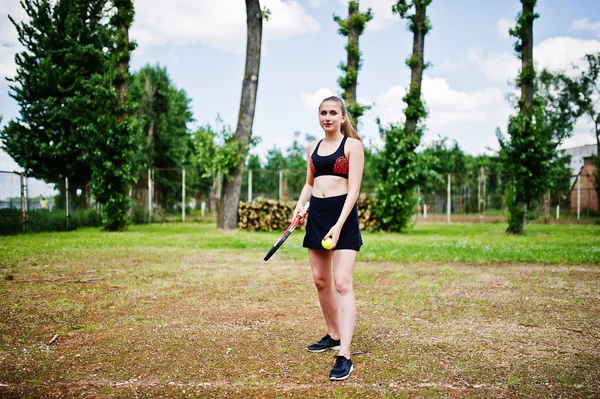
357, 194, 381, 232
238, 195, 382, 232
238, 200, 297, 231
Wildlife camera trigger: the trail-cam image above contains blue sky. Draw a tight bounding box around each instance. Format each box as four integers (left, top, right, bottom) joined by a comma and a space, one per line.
1, 0, 599, 196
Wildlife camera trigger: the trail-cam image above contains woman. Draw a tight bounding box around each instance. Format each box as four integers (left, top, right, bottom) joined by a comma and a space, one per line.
293, 95, 364, 381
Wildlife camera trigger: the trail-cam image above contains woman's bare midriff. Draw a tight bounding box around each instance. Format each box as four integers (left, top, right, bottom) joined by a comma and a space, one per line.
312, 176, 349, 198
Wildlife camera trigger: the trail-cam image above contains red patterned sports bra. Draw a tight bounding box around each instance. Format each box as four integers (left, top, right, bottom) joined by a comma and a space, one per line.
309, 136, 349, 179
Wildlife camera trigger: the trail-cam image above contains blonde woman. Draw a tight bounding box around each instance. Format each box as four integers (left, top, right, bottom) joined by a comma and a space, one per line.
293, 96, 364, 380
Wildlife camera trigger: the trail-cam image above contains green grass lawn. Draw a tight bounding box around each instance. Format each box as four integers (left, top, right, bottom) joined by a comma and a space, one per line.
1, 222, 599, 398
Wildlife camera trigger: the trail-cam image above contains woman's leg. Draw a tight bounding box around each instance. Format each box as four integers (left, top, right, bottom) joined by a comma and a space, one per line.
332, 249, 357, 358
308, 249, 339, 339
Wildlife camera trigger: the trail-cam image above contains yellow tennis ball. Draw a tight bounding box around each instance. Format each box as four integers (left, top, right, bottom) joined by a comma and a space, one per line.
322, 236, 333, 249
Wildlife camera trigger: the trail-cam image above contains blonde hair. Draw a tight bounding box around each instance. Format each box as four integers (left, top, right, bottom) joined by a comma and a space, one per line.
319, 96, 362, 142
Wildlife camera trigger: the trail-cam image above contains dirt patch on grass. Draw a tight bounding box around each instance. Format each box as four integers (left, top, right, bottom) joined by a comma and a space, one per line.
1, 249, 599, 398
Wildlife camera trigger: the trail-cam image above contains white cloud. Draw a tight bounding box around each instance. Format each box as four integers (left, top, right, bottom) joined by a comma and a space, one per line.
372, 85, 406, 125
1, 1, 28, 87
372, 76, 513, 155
0, 147, 20, 173
482, 52, 520, 84
572, 18, 600, 36
1, 1, 27, 47
301, 88, 336, 110
535, 36, 600, 76
0, 45, 19, 87
132, 0, 321, 54
496, 17, 512, 39
465, 36, 600, 83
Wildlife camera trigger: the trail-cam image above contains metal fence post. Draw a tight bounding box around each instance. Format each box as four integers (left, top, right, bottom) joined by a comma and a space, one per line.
20, 172, 27, 231
148, 168, 152, 221
65, 177, 70, 230
577, 176, 580, 221
478, 167, 484, 222
447, 173, 451, 224
416, 185, 421, 220
279, 170, 283, 201
182, 168, 186, 223
483, 168, 487, 215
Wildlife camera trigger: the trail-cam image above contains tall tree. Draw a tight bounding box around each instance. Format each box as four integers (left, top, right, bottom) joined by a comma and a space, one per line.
498, 0, 577, 233
217, 0, 265, 229
131, 65, 171, 152
419, 137, 465, 193
373, 0, 432, 231
393, 0, 431, 137
578, 53, 600, 154
130, 65, 194, 211
0, 0, 113, 205
498, 0, 537, 233
190, 123, 251, 204
90, 0, 140, 230
334, 1, 372, 125
576, 53, 600, 198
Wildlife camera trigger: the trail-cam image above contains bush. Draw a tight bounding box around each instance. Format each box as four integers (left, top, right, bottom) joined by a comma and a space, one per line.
131, 206, 149, 224
0, 208, 22, 235
0, 209, 103, 235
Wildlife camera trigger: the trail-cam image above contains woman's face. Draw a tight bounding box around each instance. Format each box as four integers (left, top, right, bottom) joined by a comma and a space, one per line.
319, 101, 345, 134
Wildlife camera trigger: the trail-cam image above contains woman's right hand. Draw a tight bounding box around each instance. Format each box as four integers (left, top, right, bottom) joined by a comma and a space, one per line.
292, 202, 307, 221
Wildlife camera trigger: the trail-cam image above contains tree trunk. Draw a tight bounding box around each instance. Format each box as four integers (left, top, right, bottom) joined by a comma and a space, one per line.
345, 1, 359, 107
520, 0, 535, 118
513, 0, 536, 234
146, 113, 157, 146
116, 27, 129, 121
404, 2, 427, 137
217, 0, 263, 229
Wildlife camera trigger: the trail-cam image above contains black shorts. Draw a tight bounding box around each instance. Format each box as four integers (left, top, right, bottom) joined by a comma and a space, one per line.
303, 194, 363, 251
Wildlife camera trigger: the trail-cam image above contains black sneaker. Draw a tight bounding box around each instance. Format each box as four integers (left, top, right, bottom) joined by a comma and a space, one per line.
306, 334, 341, 353
329, 355, 353, 381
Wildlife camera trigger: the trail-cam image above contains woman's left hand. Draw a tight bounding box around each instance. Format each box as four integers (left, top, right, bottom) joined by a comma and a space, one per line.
324, 224, 342, 249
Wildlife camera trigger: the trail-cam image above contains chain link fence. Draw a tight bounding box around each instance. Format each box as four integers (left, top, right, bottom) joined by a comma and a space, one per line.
2, 166, 597, 234
415, 172, 598, 223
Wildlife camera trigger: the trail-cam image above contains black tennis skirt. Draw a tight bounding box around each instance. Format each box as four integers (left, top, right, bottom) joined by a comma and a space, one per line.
303, 194, 363, 251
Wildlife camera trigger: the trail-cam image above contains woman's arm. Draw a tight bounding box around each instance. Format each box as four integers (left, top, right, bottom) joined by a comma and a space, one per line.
325, 138, 364, 247
293, 141, 317, 218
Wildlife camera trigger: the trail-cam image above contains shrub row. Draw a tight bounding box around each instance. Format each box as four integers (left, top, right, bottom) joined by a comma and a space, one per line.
0, 208, 103, 235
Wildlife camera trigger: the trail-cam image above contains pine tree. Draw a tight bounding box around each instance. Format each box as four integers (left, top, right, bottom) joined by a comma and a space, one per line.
1, 0, 114, 205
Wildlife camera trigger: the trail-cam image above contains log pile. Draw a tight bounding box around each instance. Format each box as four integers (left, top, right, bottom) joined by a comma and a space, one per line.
238, 200, 297, 231
239, 195, 382, 232
357, 194, 381, 232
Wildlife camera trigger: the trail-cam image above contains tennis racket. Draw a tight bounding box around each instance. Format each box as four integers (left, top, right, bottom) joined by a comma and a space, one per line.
263, 202, 310, 261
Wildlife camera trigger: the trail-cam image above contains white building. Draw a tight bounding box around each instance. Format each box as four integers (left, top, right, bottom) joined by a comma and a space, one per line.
562, 144, 597, 177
